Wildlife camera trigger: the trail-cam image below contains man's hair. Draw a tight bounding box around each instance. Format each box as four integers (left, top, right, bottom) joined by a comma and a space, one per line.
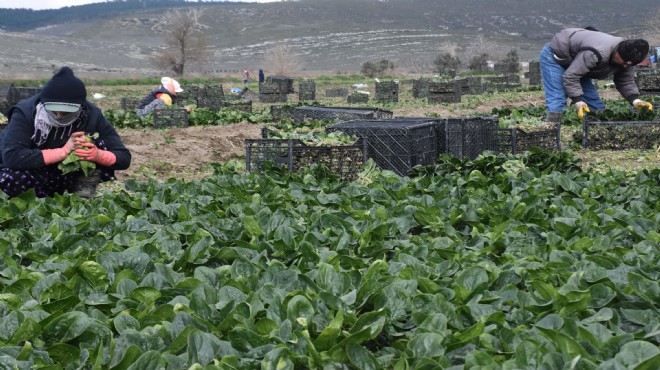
617, 39, 650, 65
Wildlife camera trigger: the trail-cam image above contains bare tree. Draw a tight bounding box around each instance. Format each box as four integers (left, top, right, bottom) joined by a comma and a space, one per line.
150, 9, 212, 76
465, 34, 490, 56
461, 34, 504, 65
262, 43, 303, 76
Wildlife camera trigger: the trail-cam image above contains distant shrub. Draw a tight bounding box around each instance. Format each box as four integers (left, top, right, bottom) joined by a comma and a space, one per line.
360, 59, 395, 78
494, 49, 521, 74
433, 53, 460, 77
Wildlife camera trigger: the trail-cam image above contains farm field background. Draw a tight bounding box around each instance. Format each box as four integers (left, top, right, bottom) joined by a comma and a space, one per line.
5, 75, 657, 183
0, 74, 659, 369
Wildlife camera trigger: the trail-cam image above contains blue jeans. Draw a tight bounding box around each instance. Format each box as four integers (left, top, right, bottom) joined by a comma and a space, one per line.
539, 43, 605, 113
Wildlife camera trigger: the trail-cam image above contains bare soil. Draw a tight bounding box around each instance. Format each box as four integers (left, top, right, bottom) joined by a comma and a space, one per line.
114, 122, 263, 181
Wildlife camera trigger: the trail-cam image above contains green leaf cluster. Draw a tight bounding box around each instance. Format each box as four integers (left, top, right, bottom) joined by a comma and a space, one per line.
0, 153, 658, 369
104, 107, 272, 129
57, 132, 99, 176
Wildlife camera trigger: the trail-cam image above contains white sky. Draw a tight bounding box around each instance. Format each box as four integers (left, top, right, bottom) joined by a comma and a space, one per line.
0, 0, 280, 10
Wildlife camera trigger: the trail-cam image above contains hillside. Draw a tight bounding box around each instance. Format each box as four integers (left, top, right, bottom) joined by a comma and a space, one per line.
0, 0, 658, 78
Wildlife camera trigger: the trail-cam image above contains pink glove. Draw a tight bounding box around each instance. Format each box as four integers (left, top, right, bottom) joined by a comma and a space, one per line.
74, 142, 117, 167
42, 131, 85, 165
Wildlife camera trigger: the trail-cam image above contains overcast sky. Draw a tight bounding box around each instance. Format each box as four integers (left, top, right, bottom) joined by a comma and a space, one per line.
0, 0, 279, 10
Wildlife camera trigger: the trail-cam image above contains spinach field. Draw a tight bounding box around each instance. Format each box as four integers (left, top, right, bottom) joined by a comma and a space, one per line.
0, 150, 658, 369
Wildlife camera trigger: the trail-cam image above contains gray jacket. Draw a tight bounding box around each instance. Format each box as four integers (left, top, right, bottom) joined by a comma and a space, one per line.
550, 28, 640, 103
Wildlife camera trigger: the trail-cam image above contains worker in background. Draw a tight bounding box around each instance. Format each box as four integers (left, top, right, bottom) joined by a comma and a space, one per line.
539, 28, 653, 123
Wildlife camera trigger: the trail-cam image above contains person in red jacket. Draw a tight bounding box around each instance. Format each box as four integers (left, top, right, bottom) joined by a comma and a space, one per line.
0, 66, 131, 198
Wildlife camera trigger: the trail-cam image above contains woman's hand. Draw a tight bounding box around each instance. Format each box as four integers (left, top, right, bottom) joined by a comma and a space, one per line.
69, 131, 87, 150
74, 142, 99, 161
42, 131, 87, 165
74, 142, 117, 167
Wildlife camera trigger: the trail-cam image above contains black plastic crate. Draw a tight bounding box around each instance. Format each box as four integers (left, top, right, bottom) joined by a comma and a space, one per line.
378, 116, 498, 160
121, 97, 141, 111
299, 79, 316, 101
440, 117, 499, 159
635, 71, 660, 91
293, 106, 393, 124
582, 117, 660, 150
412, 78, 430, 98
8, 85, 41, 106
426, 80, 462, 103
220, 100, 253, 113
326, 119, 437, 176
347, 92, 369, 104
245, 139, 366, 180
375, 81, 399, 103
497, 123, 561, 154
481, 75, 522, 92
153, 109, 189, 128
266, 76, 295, 94
528, 60, 542, 86
325, 88, 349, 98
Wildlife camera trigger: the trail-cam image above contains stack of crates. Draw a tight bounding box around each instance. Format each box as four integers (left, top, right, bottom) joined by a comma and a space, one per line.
375, 81, 399, 103
299, 79, 316, 101
454, 78, 470, 96
326, 119, 437, 176
268, 76, 295, 94
412, 78, 430, 99
528, 60, 542, 86
260, 81, 288, 103
427, 80, 461, 104
196, 85, 225, 108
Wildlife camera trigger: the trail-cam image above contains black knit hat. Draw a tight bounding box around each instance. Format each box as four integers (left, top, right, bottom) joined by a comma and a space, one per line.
617, 39, 649, 66
40, 66, 87, 112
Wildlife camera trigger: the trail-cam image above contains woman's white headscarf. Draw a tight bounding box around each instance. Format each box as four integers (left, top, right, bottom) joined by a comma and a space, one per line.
32, 102, 82, 146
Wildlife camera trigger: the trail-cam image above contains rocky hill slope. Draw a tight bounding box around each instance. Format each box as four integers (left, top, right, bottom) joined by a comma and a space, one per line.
0, 0, 657, 78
